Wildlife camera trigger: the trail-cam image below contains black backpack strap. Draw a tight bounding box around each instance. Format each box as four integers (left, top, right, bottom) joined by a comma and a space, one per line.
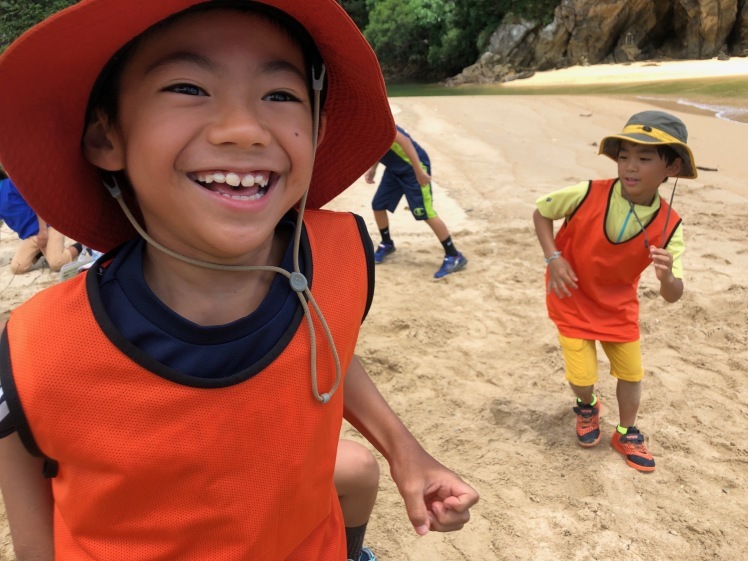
352, 213, 375, 323
0, 327, 59, 477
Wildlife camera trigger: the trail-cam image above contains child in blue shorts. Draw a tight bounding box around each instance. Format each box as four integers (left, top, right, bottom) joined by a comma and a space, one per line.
0, 163, 84, 274
533, 110, 695, 473
364, 125, 468, 279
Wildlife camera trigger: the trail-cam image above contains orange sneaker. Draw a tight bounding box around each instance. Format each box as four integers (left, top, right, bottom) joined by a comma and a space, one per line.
611, 427, 656, 472
572, 398, 601, 447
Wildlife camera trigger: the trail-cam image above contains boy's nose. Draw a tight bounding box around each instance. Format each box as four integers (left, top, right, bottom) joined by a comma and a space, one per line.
207, 101, 272, 148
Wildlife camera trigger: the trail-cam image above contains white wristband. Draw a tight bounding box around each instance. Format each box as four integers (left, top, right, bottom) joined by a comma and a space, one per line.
545, 251, 562, 265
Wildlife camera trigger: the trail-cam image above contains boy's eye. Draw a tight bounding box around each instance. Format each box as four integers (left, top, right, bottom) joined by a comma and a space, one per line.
264, 91, 302, 103
164, 83, 206, 96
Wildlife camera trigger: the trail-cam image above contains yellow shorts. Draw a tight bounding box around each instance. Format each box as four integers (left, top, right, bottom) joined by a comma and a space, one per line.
558, 335, 644, 386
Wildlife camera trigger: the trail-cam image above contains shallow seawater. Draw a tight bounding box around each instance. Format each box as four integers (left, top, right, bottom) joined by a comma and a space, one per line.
387, 77, 748, 124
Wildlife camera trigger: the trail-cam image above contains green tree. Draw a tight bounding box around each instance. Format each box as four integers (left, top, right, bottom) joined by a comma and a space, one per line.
364, 0, 557, 81
338, 0, 369, 30
0, 0, 76, 52
364, 0, 450, 81
427, 0, 503, 77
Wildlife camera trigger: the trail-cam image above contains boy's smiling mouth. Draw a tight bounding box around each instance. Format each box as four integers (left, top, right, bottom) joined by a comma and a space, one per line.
190, 171, 272, 201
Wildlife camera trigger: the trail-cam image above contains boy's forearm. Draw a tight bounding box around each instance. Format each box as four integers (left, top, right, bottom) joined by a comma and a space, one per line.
0, 433, 54, 561
343, 356, 424, 465
532, 209, 558, 259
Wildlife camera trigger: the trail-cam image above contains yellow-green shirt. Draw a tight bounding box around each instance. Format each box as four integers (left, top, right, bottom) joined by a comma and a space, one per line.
536, 180, 684, 279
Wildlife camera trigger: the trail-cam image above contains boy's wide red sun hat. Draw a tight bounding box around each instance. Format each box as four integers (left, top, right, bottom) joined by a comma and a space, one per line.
0, 0, 395, 252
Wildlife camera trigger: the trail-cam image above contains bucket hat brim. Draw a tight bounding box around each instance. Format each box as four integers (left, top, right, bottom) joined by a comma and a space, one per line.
599, 124, 697, 180
0, 0, 394, 252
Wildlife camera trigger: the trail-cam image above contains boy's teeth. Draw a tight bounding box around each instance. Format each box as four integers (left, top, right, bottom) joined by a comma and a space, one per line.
197, 172, 269, 187
225, 173, 241, 187
220, 191, 265, 201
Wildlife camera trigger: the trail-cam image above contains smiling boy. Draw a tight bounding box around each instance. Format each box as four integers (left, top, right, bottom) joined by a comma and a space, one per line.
0, 2, 478, 560
533, 111, 696, 472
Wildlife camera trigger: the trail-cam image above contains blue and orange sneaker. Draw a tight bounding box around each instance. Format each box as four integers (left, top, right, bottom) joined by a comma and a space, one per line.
434, 252, 467, 279
611, 426, 655, 472
572, 398, 601, 447
374, 242, 395, 264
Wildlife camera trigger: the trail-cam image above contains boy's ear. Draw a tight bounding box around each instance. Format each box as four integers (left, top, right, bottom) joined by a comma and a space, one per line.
82, 111, 125, 171
315, 113, 328, 147
666, 156, 683, 177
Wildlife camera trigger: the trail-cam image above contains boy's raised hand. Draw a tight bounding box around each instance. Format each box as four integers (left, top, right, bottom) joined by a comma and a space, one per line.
649, 245, 684, 302
390, 447, 479, 535
547, 257, 578, 298
649, 245, 674, 281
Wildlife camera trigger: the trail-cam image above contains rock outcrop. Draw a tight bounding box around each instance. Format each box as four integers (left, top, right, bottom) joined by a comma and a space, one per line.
446, 0, 748, 85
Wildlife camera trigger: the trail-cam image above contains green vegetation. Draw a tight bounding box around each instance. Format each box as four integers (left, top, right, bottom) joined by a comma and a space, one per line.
2, 1, 557, 80
346, 0, 557, 81
0, 0, 76, 52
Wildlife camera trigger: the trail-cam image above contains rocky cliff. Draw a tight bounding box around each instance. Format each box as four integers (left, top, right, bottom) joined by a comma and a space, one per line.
446, 0, 748, 85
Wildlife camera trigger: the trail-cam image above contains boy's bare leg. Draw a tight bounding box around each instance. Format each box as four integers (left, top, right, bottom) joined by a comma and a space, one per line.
373, 210, 389, 231
616, 379, 641, 428
335, 439, 379, 527
425, 216, 450, 243
10, 237, 42, 274
41, 227, 77, 272
569, 382, 595, 404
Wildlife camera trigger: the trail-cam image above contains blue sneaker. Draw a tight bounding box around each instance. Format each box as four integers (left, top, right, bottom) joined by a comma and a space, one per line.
355, 547, 377, 561
434, 252, 467, 279
374, 242, 395, 264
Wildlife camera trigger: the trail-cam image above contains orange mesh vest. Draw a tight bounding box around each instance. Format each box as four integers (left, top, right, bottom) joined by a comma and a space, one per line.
3, 210, 372, 560
546, 179, 681, 342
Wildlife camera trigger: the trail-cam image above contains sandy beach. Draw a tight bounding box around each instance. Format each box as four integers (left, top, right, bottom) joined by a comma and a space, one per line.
2, 60, 748, 560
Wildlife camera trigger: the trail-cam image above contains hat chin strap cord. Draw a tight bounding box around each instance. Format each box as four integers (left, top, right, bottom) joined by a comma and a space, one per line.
622, 176, 679, 248
661, 176, 678, 241
102, 64, 340, 404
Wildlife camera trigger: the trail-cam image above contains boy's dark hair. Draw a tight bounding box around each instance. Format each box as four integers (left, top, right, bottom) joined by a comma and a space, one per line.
656, 145, 680, 166
615, 143, 681, 166
85, 0, 326, 125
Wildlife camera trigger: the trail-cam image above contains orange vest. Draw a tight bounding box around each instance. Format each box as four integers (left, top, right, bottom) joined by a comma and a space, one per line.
3, 210, 371, 560
547, 179, 681, 342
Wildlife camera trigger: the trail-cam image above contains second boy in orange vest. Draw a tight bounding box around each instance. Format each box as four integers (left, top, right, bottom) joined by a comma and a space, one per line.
533, 111, 696, 473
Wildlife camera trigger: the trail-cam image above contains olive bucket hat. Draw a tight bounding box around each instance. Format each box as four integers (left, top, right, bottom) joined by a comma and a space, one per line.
0, 0, 395, 252
599, 111, 697, 179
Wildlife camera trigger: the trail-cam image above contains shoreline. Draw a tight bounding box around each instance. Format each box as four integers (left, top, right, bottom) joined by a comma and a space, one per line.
390, 58, 748, 124
502, 57, 748, 124
500, 57, 748, 87
625, 93, 748, 124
